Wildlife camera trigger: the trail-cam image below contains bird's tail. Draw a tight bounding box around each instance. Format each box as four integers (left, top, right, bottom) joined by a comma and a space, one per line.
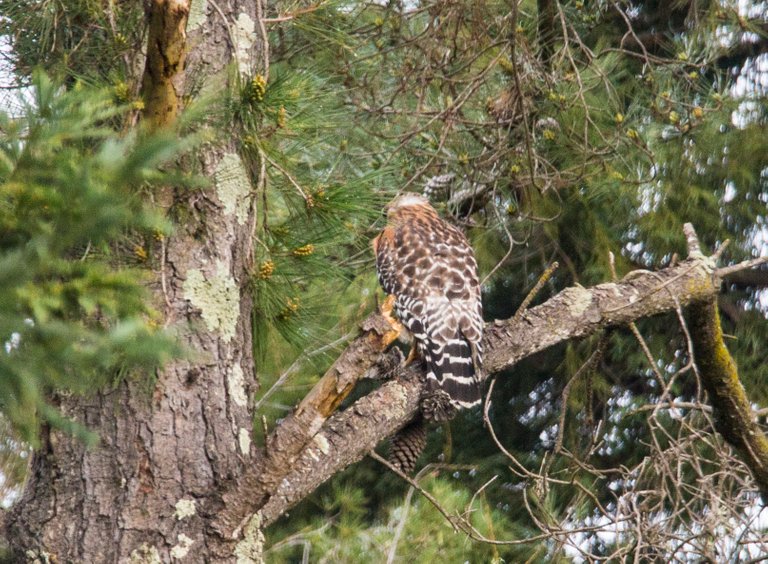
424, 336, 482, 409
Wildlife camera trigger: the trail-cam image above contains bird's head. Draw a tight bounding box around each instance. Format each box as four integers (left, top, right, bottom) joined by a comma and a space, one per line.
386, 193, 432, 219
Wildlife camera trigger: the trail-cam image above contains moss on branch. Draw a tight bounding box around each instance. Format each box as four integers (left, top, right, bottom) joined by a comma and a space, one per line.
689, 298, 768, 496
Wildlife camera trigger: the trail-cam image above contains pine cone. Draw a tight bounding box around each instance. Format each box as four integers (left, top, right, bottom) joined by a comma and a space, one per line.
388, 416, 427, 474
421, 389, 457, 422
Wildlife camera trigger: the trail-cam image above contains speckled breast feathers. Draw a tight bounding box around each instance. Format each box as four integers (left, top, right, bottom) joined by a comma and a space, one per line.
373, 194, 483, 410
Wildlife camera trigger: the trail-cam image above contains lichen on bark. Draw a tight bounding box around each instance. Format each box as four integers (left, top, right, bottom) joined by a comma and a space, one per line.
233, 13, 257, 74
228, 363, 248, 407
239, 428, 252, 455
182, 261, 240, 342
234, 513, 265, 564
174, 498, 197, 520
215, 152, 252, 226
187, 0, 208, 31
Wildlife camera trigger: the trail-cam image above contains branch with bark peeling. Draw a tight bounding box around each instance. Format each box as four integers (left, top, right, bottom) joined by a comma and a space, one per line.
215, 225, 768, 535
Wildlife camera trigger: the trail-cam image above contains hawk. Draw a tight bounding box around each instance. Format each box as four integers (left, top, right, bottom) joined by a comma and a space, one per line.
373, 193, 483, 418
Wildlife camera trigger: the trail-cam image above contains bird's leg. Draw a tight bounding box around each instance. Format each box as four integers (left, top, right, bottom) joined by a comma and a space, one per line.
378, 294, 406, 348
379, 294, 419, 366
379, 294, 400, 327
404, 345, 420, 366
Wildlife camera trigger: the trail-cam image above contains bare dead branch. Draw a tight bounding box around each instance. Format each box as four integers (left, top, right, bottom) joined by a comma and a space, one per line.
512, 261, 559, 323
554, 336, 607, 454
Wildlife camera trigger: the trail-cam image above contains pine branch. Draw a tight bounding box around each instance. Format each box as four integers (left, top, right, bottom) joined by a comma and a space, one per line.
211, 298, 404, 537
209, 220, 768, 536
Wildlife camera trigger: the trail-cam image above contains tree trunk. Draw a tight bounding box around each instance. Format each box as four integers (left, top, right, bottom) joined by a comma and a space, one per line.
5, 1, 267, 561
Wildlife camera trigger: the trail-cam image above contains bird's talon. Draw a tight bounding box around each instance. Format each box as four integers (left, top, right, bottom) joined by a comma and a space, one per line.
379, 294, 404, 334
404, 346, 420, 366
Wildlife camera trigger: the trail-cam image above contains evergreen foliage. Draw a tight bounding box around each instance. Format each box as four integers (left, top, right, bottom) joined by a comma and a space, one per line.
262, 0, 768, 560
0, 0, 145, 86
267, 475, 541, 563
0, 72, 183, 444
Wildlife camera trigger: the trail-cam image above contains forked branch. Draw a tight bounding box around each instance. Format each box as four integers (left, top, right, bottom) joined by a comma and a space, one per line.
249, 230, 768, 527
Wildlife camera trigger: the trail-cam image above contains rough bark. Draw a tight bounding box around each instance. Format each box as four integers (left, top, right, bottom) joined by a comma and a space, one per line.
212, 307, 403, 536
5, 1, 267, 562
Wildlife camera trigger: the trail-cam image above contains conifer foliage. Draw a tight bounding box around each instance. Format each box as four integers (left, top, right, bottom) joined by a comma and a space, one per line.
0, 73, 181, 443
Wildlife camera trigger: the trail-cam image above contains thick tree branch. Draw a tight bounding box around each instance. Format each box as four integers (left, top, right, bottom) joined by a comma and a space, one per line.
257, 251, 768, 526
139, 0, 190, 130
138, 0, 189, 212
212, 302, 403, 537
688, 297, 768, 496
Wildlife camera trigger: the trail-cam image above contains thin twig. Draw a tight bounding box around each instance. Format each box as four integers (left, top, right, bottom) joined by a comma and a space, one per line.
262, 151, 310, 201
370, 451, 623, 546
254, 329, 355, 411
554, 336, 607, 454
262, 3, 324, 24
512, 262, 559, 323
717, 257, 768, 278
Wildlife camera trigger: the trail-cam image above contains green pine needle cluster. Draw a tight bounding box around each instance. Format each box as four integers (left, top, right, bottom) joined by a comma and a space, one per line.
267, 475, 541, 563
230, 63, 392, 374
0, 0, 145, 86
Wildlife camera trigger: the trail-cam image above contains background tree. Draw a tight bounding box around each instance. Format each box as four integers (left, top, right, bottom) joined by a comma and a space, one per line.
0, 0, 767, 562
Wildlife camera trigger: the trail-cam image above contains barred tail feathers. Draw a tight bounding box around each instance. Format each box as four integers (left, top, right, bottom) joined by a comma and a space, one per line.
424, 337, 481, 408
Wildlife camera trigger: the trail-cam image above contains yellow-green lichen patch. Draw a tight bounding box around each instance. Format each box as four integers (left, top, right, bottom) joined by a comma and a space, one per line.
238, 427, 251, 455
228, 363, 248, 407
187, 0, 208, 32
129, 544, 162, 564
565, 285, 593, 318
314, 433, 330, 455
234, 13, 256, 74
174, 498, 197, 521
183, 261, 240, 343
214, 152, 251, 226
684, 272, 716, 302
25, 551, 54, 564
170, 534, 194, 560
234, 513, 265, 564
